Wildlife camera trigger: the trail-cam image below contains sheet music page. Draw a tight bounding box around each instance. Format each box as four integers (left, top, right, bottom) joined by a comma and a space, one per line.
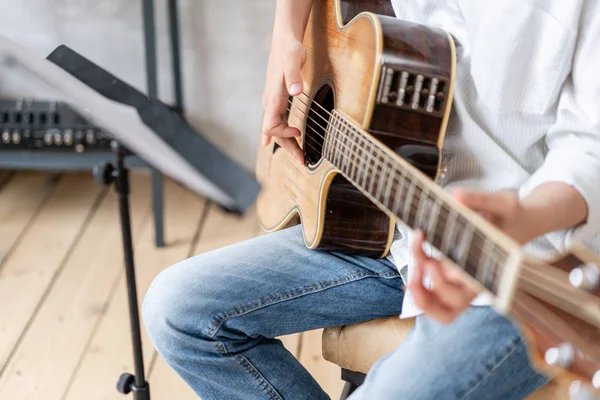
0, 34, 236, 208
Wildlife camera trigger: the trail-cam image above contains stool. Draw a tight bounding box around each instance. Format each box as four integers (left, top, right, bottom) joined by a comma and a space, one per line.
322, 317, 567, 399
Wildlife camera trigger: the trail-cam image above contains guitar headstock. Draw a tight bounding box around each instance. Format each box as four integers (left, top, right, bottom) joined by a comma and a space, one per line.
505, 243, 600, 398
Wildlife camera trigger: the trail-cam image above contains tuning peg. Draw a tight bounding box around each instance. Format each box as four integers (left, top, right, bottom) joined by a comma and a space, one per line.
545, 342, 574, 368
569, 381, 599, 400
594, 370, 600, 389
569, 263, 599, 291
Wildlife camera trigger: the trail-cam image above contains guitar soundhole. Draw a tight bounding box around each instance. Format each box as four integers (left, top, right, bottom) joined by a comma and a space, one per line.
305, 84, 334, 166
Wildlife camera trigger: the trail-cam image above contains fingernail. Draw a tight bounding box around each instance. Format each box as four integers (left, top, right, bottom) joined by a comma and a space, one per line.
289, 83, 301, 95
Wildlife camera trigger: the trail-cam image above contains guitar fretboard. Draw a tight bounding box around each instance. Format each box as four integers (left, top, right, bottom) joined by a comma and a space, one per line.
322, 110, 509, 294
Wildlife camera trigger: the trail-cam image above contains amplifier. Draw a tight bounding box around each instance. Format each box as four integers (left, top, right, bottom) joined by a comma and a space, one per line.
0, 98, 114, 152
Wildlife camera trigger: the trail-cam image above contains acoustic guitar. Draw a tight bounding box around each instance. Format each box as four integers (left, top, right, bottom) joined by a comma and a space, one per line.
255, 0, 600, 395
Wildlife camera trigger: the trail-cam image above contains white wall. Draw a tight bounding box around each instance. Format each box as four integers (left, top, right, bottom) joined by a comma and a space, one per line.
0, 0, 276, 171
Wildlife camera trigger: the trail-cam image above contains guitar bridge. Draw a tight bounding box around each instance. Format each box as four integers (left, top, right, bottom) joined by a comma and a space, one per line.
376, 65, 448, 117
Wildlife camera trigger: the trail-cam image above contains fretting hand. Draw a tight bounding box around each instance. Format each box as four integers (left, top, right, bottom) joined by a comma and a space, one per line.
408, 184, 588, 324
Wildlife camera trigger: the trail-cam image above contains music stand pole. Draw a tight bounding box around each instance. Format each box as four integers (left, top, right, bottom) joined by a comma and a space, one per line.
93, 143, 151, 400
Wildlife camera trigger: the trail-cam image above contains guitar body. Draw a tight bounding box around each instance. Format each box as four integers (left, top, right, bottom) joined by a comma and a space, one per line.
256, 0, 455, 257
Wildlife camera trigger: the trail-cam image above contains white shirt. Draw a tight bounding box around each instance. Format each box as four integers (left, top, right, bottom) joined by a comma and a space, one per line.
387, 0, 600, 318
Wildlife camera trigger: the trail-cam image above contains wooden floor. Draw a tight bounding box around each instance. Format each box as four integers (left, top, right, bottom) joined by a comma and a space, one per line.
0, 170, 344, 400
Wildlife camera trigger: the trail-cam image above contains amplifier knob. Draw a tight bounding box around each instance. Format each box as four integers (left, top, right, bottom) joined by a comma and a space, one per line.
44, 133, 53, 145
64, 132, 73, 146
86, 130, 96, 144
2, 130, 10, 144
53, 132, 62, 145
11, 131, 21, 144
75, 144, 84, 153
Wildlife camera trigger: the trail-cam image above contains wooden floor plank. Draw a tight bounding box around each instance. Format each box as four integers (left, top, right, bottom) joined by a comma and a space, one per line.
0, 171, 14, 191
63, 180, 206, 400
298, 329, 345, 399
192, 203, 261, 255
0, 172, 58, 266
148, 203, 262, 400
280, 334, 302, 357
149, 355, 199, 400
0, 173, 104, 374
0, 174, 152, 400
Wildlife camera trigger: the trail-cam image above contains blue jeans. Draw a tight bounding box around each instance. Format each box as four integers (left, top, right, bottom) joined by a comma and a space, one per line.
142, 225, 549, 399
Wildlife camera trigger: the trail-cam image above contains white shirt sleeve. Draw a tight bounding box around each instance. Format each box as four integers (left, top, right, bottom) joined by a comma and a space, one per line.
518, 3, 600, 252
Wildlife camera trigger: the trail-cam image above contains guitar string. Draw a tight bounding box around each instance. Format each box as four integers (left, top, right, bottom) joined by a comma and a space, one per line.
276, 103, 508, 284
285, 94, 505, 251
284, 97, 507, 261
283, 98, 508, 262
291, 110, 506, 279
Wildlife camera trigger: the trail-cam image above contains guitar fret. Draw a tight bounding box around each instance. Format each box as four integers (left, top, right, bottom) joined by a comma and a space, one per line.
465, 229, 484, 281
402, 179, 417, 228
360, 137, 370, 189
338, 118, 344, 161
402, 179, 416, 222
375, 157, 387, 203
332, 128, 341, 167
478, 238, 496, 291
347, 129, 357, 181
350, 133, 360, 182
426, 197, 441, 245
367, 151, 377, 195
327, 116, 338, 160
391, 175, 404, 215
383, 165, 397, 210
441, 207, 456, 254
334, 118, 343, 167
342, 127, 350, 173
434, 202, 449, 250
323, 123, 331, 159
457, 220, 474, 271
416, 187, 430, 231
397, 168, 409, 209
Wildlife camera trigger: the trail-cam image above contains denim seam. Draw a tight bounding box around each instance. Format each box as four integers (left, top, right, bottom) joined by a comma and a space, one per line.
206, 270, 400, 339
457, 336, 522, 399
235, 354, 283, 400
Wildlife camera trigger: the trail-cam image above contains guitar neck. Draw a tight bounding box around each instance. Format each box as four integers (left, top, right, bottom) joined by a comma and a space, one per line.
322, 110, 520, 296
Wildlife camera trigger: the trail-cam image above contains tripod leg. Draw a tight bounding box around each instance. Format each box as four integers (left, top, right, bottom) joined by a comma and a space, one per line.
115, 155, 150, 400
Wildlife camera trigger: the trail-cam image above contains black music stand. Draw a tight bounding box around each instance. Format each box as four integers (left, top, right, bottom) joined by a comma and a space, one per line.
0, 35, 260, 400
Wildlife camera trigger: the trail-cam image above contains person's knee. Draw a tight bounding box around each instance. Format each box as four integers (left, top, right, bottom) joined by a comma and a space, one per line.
142, 257, 216, 357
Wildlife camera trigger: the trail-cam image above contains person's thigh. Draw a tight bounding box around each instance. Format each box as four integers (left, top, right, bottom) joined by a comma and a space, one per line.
143, 224, 404, 342
349, 306, 551, 400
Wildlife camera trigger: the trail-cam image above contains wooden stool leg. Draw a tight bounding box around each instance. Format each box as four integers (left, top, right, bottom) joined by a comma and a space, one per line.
340, 382, 359, 400
340, 369, 366, 399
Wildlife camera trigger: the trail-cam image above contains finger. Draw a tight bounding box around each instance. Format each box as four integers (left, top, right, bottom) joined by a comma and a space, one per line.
263, 133, 271, 146
264, 124, 302, 139
409, 267, 457, 324
275, 137, 305, 165
411, 230, 427, 262
262, 98, 287, 134
479, 211, 502, 227
452, 189, 512, 216
283, 47, 305, 96
426, 260, 475, 310
408, 248, 453, 320
261, 75, 290, 134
